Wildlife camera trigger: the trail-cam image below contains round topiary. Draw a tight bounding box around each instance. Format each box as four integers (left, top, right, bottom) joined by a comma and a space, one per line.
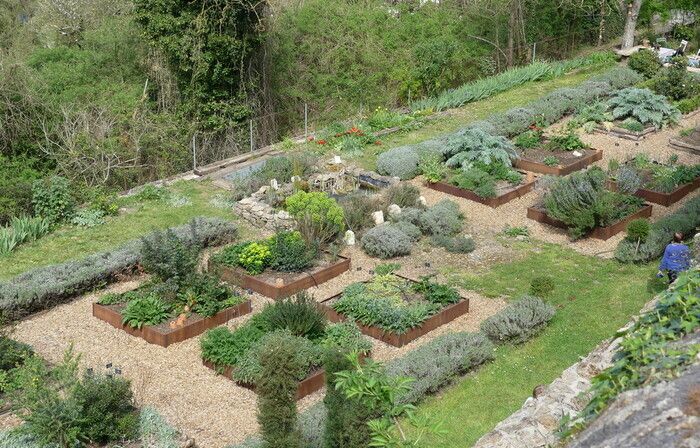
626, 218, 650, 243
360, 225, 413, 259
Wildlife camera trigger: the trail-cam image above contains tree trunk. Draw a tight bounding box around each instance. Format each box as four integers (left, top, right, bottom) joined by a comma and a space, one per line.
621, 0, 642, 50
597, 0, 607, 46
507, 1, 516, 67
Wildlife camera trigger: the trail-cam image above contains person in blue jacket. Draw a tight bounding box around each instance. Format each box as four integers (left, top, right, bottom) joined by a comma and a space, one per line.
657, 232, 691, 284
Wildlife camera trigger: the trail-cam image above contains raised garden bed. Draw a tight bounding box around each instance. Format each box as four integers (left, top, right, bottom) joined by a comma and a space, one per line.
202, 360, 326, 400
514, 148, 603, 176
526, 204, 653, 240
318, 274, 470, 347
593, 123, 657, 141
426, 176, 535, 207
209, 254, 350, 300
93, 300, 252, 347
609, 176, 700, 207
669, 128, 700, 156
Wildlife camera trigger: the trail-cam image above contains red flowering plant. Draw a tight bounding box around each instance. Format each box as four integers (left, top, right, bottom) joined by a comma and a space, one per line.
315, 122, 377, 151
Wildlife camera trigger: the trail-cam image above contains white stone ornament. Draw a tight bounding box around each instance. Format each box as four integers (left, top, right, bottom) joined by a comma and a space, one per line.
418, 196, 428, 206
572, 151, 583, 157
270, 178, 279, 190
344, 230, 356, 246
387, 204, 402, 218
333, 155, 343, 164
372, 210, 384, 225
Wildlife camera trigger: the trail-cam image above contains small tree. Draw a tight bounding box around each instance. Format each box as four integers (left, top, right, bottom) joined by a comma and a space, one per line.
323, 349, 376, 448
256, 335, 305, 448
334, 354, 445, 448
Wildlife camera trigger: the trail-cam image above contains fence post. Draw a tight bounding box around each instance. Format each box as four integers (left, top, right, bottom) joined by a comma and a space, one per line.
192, 134, 196, 171
249, 120, 254, 153
304, 103, 308, 138
532, 42, 537, 62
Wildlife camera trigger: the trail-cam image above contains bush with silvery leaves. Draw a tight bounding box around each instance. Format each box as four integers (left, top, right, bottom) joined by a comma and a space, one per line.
444, 127, 518, 169
480, 295, 555, 344
615, 165, 643, 195
607, 88, 681, 128
0, 217, 237, 319
360, 224, 413, 259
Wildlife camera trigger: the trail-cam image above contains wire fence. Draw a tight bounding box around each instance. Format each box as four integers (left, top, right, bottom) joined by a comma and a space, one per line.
191, 27, 618, 170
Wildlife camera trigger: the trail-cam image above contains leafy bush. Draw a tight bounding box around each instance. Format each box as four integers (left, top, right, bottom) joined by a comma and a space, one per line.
70, 209, 106, 227
420, 153, 448, 183
628, 49, 662, 79
234, 330, 323, 384
121, 295, 171, 329
360, 225, 413, 259
411, 276, 461, 306
529, 276, 555, 298
31, 176, 76, 225
615, 196, 700, 263
256, 333, 305, 448
444, 127, 517, 169
263, 293, 327, 340
0, 218, 237, 319
200, 318, 268, 368
320, 322, 372, 354
480, 296, 555, 344
621, 118, 644, 132
376, 146, 421, 180
451, 167, 497, 198
0, 336, 32, 374
269, 231, 317, 273
675, 94, 700, 114
418, 200, 462, 236
237, 242, 272, 275
607, 88, 681, 127
72, 371, 138, 443
141, 227, 199, 283
384, 183, 420, 208
286, 191, 345, 245
653, 56, 700, 101
386, 332, 494, 405
626, 218, 650, 243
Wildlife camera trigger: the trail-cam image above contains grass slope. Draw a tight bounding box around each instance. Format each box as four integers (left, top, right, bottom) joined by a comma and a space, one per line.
415, 241, 657, 447
0, 182, 234, 280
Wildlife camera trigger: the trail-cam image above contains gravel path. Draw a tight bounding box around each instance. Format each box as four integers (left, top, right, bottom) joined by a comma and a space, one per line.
413, 115, 700, 258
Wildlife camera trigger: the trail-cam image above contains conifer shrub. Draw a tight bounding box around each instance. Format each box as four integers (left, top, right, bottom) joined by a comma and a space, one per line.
480, 296, 555, 344
256, 335, 305, 448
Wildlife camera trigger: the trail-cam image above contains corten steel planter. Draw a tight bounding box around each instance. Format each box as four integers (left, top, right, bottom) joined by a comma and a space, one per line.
93, 300, 252, 348
593, 124, 657, 141
209, 255, 351, 300
425, 178, 535, 208
202, 352, 370, 400
526, 204, 653, 240
319, 275, 470, 348
514, 149, 603, 176
608, 177, 700, 207
669, 137, 700, 156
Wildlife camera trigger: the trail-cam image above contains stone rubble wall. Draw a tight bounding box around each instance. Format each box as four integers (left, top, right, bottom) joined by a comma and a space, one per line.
472, 299, 660, 448
234, 187, 295, 231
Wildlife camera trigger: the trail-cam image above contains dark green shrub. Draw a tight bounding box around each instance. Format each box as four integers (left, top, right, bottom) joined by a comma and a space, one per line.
256, 334, 305, 448
676, 94, 700, 114
320, 322, 372, 354
140, 226, 199, 283
31, 176, 76, 225
263, 293, 327, 340
323, 349, 375, 448
411, 276, 461, 306
200, 318, 268, 367
626, 218, 650, 243
181, 274, 242, 318
452, 167, 497, 198
386, 332, 494, 405
628, 49, 662, 79
0, 155, 42, 225
269, 231, 317, 272
0, 336, 33, 372
384, 183, 420, 208
654, 57, 700, 101
72, 371, 138, 443
480, 296, 555, 344
121, 295, 171, 329
360, 225, 413, 259
418, 199, 462, 236
529, 276, 555, 298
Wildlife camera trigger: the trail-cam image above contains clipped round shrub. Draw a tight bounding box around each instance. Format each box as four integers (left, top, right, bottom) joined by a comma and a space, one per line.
360, 224, 412, 259
626, 218, 650, 242
418, 200, 462, 236
628, 49, 662, 79
376, 146, 421, 180
529, 276, 555, 298
392, 221, 422, 242
480, 296, 555, 344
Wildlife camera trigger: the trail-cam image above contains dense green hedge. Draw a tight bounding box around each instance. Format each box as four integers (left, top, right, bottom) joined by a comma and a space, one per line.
0, 218, 237, 319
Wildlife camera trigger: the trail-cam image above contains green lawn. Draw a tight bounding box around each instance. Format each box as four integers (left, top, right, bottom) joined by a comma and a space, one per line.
414, 241, 657, 447
0, 181, 236, 280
